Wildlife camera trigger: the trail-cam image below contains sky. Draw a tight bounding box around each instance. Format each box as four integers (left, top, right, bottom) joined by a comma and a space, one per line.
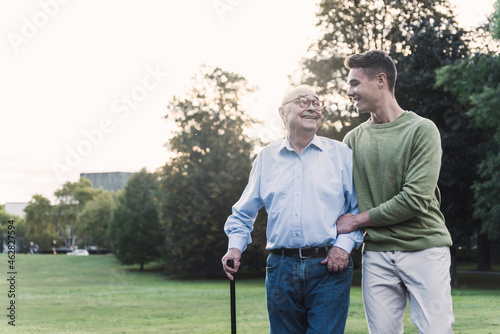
0, 0, 496, 205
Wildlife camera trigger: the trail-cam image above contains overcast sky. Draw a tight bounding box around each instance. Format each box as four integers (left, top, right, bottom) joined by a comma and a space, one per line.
0, 0, 496, 205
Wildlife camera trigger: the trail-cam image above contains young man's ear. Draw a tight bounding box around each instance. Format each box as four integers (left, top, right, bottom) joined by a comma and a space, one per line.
376, 73, 386, 88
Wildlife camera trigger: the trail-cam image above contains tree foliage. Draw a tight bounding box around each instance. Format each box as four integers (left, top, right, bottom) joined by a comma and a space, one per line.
158, 66, 267, 278
52, 178, 101, 248
78, 191, 115, 249
300, 0, 461, 139
493, 0, 500, 39
24, 194, 58, 252
107, 169, 163, 270
0, 207, 29, 253
436, 54, 500, 242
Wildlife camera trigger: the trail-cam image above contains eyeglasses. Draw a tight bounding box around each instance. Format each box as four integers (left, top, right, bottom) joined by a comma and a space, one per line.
282, 97, 324, 110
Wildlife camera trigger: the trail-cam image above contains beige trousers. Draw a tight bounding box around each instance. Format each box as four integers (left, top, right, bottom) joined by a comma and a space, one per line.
362, 247, 455, 334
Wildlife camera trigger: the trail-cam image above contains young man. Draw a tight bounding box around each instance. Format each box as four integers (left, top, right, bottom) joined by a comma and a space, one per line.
337, 50, 455, 334
222, 85, 363, 333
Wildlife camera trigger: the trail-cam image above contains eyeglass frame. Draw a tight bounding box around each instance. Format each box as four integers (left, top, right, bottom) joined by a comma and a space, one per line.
282, 96, 324, 110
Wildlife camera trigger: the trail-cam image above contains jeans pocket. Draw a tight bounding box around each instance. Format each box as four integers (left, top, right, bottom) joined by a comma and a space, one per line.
329, 257, 353, 279
345, 257, 354, 270
266, 254, 283, 272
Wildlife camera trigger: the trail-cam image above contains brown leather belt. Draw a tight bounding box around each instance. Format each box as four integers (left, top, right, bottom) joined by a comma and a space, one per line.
270, 246, 330, 258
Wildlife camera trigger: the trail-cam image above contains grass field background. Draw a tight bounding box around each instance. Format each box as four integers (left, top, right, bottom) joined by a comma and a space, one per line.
0, 254, 499, 333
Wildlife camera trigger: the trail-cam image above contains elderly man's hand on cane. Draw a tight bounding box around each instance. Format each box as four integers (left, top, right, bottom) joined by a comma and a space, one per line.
222, 248, 241, 280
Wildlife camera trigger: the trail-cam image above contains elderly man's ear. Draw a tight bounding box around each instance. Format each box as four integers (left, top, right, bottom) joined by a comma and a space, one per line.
279, 107, 288, 127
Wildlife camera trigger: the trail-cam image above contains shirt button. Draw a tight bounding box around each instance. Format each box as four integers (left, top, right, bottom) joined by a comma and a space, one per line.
391, 259, 396, 264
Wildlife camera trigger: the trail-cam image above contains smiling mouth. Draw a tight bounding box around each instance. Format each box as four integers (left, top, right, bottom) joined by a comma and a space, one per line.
301, 114, 318, 119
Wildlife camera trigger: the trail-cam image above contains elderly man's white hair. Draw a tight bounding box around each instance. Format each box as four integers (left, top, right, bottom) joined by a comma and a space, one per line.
280, 85, 317, 107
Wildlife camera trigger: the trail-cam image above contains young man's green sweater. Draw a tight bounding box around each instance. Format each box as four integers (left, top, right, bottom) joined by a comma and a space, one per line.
343, 111, 452, 252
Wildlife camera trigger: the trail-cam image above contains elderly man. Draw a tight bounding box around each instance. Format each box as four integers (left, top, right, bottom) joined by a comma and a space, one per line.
221, 85, 363, 333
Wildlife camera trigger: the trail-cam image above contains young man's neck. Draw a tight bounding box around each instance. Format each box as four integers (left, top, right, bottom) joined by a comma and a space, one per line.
370, 99, 405, 124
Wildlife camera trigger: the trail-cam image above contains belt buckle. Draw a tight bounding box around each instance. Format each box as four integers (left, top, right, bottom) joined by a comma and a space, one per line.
298, 248, 312, 259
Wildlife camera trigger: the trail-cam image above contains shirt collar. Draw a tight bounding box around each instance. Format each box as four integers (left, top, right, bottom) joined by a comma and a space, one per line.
279, 135, 324, 153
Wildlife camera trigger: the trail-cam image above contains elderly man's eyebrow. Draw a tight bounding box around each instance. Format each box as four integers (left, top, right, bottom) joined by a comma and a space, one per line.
296, 94, 320, 100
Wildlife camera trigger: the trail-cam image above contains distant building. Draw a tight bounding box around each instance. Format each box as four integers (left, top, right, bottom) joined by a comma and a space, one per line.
80, 172, 133, 192
4, 202, 29, 219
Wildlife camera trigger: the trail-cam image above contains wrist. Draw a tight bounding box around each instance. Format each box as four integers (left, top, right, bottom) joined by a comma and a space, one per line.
355, 211, 372, 228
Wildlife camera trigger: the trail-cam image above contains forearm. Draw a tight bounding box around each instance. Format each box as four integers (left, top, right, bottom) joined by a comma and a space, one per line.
336, 211, 372, 234
349, 210, 372, 229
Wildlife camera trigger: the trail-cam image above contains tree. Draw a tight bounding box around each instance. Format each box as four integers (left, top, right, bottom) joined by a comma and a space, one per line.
299, 0, 462, 140
53, 178, 100, 248
0, 207, 29, 253
436, 54, 500, 267
433, 0, 500, 270
493, 0, 500, 38
78, 191, 114, 249
107, 169, 163, 270
158, 65, 267, 278
24, 194, 58, 252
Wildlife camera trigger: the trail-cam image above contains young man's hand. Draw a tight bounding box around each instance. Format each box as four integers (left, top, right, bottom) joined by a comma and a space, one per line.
337, 211, 372, 233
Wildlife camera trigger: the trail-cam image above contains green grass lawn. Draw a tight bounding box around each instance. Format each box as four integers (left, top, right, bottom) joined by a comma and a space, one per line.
0, 254, 498, 333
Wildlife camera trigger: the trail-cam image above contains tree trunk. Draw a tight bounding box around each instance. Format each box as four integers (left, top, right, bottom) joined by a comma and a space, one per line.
476, 233, 492, 271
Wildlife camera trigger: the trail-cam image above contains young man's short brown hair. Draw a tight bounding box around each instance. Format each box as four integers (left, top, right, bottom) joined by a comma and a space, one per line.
344, 50, 397, 94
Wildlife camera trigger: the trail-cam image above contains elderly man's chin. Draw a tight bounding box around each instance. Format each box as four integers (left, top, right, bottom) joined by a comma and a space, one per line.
301, 119, 321, 132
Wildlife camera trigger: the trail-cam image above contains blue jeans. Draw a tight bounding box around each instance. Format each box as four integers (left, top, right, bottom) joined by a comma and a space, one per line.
266, 253, 353, 334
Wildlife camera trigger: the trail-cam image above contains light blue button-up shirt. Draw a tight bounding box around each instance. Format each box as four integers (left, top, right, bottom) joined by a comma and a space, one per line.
225, 135, 363, 254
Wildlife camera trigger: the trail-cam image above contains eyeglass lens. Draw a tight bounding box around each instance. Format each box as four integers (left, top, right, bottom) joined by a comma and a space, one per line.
298, 97, 322, 109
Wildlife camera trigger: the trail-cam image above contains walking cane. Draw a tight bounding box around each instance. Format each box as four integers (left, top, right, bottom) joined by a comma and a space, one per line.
227, 259, 237, 334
